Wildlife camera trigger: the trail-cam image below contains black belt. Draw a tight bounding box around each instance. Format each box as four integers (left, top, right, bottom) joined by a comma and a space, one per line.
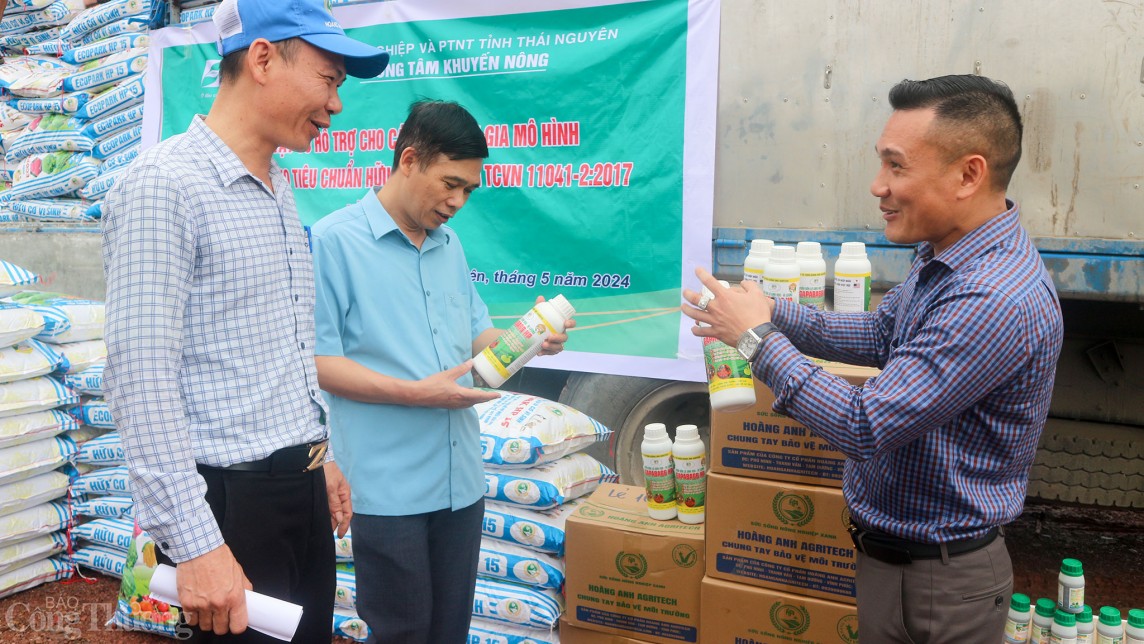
848, 520, 1000, 565
201, 440, 329, 475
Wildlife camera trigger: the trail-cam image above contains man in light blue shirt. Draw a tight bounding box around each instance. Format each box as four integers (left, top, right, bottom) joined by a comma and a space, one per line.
313, 100, 572, 643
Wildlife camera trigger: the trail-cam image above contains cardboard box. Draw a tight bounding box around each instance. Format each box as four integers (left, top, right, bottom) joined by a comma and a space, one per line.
706, 473, 856, 604
710, 362, 878, 487
560, 618, 657, 643
700, 576, 859, 644
565, 483, 705, 644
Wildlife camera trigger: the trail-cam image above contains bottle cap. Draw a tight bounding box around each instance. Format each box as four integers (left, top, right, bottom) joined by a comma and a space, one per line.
548, 294, 575, 318
644, 423, 668, 440
796, 241, 822, 258
1009, 593, 1030, 613
1076, 605, 1092, 624
839, 241, 867, 258
1060, 558, 1083, 577
1035, 598, 1057, 617
1054, 610, 1075, 628
749, 239, 774, 256
770, 245, 796, 263
1099, 606, 1122, 627
1129, 608, 1144, 628
675, 424, 699, 440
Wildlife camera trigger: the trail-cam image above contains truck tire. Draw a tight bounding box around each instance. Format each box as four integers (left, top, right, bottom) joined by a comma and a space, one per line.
559, 373, 710, 485
1027, 418, 1144, 508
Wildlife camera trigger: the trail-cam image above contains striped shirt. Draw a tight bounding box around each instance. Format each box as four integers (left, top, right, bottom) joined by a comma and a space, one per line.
755, 203, 1063, 543
102, 116, 329, 562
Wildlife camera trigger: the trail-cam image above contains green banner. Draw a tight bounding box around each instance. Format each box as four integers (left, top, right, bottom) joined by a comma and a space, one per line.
150, 0, 716, 378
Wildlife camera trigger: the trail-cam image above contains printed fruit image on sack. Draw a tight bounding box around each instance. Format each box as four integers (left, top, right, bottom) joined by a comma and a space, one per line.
113, 519, 184, 638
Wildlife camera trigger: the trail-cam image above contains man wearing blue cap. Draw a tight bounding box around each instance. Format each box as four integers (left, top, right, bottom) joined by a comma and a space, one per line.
102, 0, 388, 640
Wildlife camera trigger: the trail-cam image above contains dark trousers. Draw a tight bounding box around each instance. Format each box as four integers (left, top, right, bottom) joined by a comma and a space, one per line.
351, 499, 485, 644
856, 533, 1012, 643
156, 465, 335, 643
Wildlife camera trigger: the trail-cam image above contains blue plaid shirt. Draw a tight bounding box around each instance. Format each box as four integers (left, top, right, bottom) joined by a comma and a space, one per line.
102, 116, 329, 562
755, 203, 1063, 543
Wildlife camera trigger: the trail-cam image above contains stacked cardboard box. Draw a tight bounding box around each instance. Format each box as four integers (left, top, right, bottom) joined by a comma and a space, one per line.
701, 363, 876, 643
564, 483, 705, 644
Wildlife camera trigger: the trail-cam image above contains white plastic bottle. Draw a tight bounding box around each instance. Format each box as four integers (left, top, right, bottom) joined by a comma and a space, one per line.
1096, 607, 1124, 644
701, 282, 757, 413
1077, 606, 1094, 643
1034, 598, 1059, 644
473, 295, 575, 388
1058, 559, 1085, 613
795, 241, 827, 310
743, 239, 773, 284
641, 423, 677, 520
1006, 593, 1033, 643
1052, 609, 1079, 644
672, 424, 706, 524
763, 245, 799, 303
833, 241, 872, 312
1127, 609, 1144, 644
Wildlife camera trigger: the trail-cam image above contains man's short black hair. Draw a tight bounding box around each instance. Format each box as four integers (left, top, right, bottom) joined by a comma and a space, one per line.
889, 74, 1023, 191
218, 37, 300, 85
392, 100, 489, 170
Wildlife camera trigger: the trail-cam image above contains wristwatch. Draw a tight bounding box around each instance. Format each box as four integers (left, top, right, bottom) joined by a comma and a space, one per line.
736, 322, 780, 362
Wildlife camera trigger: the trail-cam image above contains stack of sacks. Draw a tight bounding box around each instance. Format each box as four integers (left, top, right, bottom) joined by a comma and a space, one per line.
174, 0, 219, 26
4, 291, 129, 579
469, 392, 615, 642
0, 0, 150, 224
0, 0, 85, 58
0, 261, 78, 599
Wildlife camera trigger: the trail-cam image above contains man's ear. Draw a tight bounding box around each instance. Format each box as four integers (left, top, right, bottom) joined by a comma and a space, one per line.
245, 38, 275, 85
955, 153, 988, 200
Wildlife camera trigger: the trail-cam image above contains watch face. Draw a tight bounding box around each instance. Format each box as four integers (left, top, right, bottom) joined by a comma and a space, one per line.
737, 333, 759, 361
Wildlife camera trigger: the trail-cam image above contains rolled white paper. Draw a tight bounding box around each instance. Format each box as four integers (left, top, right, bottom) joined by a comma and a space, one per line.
149, 564, 303, 641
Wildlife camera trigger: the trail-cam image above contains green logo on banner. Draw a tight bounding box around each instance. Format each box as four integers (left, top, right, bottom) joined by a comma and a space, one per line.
773, 492, 815, 527
615, 552, 647, 579
769, 601, 810, 635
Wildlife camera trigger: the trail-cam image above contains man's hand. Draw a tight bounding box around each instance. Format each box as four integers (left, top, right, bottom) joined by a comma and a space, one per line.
412, 361, 501, 408
324, 461, 352, 538
681, 267, 775, 346
535, 295, 575, 356
176, 545, 252, 636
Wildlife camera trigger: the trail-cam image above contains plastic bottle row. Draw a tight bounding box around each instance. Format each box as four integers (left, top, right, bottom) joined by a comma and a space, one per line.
1003, 557, 1143, 643
640, 423, 706, 524
743, 239, 872, 312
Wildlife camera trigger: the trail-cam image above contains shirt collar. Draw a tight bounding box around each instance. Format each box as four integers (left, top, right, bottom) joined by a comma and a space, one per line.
361, 187, 451, 249
190, 115, 284, 190
919, 199, 1019, 271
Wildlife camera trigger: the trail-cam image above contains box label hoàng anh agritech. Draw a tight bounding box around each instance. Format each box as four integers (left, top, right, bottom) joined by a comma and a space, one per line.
565, 484, 704, 644
706, 474, 856, 604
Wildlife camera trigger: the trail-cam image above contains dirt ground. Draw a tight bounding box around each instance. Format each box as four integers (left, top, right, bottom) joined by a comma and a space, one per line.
0, 499, 1139, 643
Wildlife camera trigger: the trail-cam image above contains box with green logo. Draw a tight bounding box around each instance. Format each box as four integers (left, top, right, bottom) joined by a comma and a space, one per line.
565, 483, 705, 644
700, 577, 859, 644
710, 362, 878, 488
706, 473, 856, 604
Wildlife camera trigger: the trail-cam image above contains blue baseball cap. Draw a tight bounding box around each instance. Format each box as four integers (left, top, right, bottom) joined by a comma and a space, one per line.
213, 0, 389, 78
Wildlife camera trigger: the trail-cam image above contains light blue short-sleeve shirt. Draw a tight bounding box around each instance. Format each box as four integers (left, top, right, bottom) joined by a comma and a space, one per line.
312, 188, 492, 516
